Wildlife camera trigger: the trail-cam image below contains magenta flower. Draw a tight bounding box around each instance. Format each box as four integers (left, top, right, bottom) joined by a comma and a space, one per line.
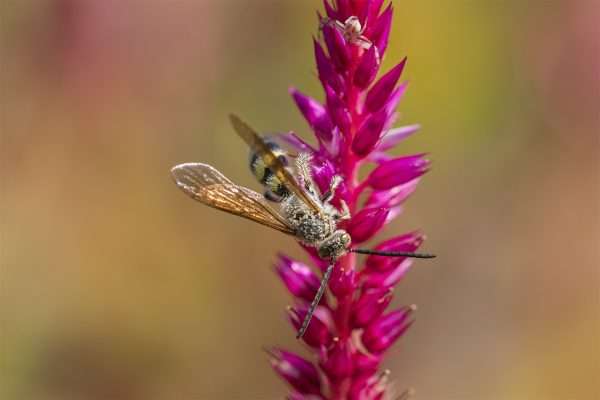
268, 1, 431, 398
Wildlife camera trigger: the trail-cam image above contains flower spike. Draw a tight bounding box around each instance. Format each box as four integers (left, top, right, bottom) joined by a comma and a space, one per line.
269, 1, 434, 397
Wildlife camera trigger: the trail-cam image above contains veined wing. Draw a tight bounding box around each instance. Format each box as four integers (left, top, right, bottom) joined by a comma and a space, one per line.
172, 162, 234, 186
171, 163, 294, 235
229, 114, 322, 213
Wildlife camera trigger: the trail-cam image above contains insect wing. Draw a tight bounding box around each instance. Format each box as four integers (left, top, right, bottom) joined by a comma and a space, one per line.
171, 162, 234, 187
229, 114, 322, 213
171, 163, 294, 235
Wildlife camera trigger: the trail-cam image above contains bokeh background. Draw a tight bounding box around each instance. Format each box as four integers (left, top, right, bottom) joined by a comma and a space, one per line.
1, 1, 598, 399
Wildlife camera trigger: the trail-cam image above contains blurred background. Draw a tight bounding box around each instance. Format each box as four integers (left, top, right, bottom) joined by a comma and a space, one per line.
1, 0, 598, 399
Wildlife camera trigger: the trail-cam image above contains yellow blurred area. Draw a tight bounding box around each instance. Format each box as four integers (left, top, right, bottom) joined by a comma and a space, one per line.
1, 1, 598, 399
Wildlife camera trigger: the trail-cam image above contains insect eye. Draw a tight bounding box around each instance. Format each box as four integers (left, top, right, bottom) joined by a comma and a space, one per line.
342, 233, 351, 245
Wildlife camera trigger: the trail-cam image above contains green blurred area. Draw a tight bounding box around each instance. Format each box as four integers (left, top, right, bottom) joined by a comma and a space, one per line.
1, 1, 598, 399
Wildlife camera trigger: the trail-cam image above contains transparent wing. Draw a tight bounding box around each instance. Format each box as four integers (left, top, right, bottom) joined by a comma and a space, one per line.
229, 114, 322, 213
171, 162, 234, 186
171, 163, 295, 235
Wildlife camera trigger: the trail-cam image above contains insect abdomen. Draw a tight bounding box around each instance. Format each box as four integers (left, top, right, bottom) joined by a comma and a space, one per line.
249, 138, 290, 201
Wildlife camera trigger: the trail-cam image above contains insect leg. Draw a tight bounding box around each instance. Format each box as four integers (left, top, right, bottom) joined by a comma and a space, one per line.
357, 36, 371, 49
336, 199, 351, 221
321, 175, 343, 203
295, 153, 317, 194
296, 263, 334, 339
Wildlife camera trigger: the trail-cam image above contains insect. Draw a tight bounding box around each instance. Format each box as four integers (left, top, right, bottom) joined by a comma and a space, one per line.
320, 15, 375, 53
171, 115, 435, 338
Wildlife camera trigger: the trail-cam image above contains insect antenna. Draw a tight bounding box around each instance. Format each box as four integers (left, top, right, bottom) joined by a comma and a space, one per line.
296, 263, 334, 339
350, 248, 436, 259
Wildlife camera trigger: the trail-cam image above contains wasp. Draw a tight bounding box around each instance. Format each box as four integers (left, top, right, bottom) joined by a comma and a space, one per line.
171, 115, 435, 338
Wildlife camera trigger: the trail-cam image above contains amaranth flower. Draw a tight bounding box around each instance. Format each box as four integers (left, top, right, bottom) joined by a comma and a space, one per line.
267, 1, 432, 399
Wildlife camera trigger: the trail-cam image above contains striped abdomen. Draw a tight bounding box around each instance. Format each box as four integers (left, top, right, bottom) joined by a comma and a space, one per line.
249, 138, 290, 202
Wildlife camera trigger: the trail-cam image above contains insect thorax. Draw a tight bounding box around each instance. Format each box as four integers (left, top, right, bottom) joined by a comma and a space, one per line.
282, 196, 336, 245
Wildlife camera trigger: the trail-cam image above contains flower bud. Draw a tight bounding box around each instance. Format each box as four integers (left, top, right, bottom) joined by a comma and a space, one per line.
365, 58, 406, 113
365, 232, 425, 271
322, 24, 350, 71
329, 266, 356, 297
321, 127, 343, 158
314, 39, 344, 93
365, 178, 421, 209
269, 348, 322, 395
370, 4, 393, 57
352, 108, 387, 157
346, 207, 389, 243
288, 306, 333, 348
275, 254, 321, 302
348, 376, 370, 400
352, 351, 381, 376
336, 0, 350, 20
376, 124, 420, 152
367, 154, 429, 190
290, 88, 334, 142
385, 205, 403, 225
362, 307, 416, 353
383, 81, 409, 117
352, 288, 393, 327
354, 45, 380, 89
366, 1, 385, 32
367, 372, 390, 400
362, 258, 413, 289
278, 132, 316, 153
320, 339, 353, 381
325, 85, 351, 135
348, 369, 389, 400
309, 159, 333, 196
323, 0, 337, 20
